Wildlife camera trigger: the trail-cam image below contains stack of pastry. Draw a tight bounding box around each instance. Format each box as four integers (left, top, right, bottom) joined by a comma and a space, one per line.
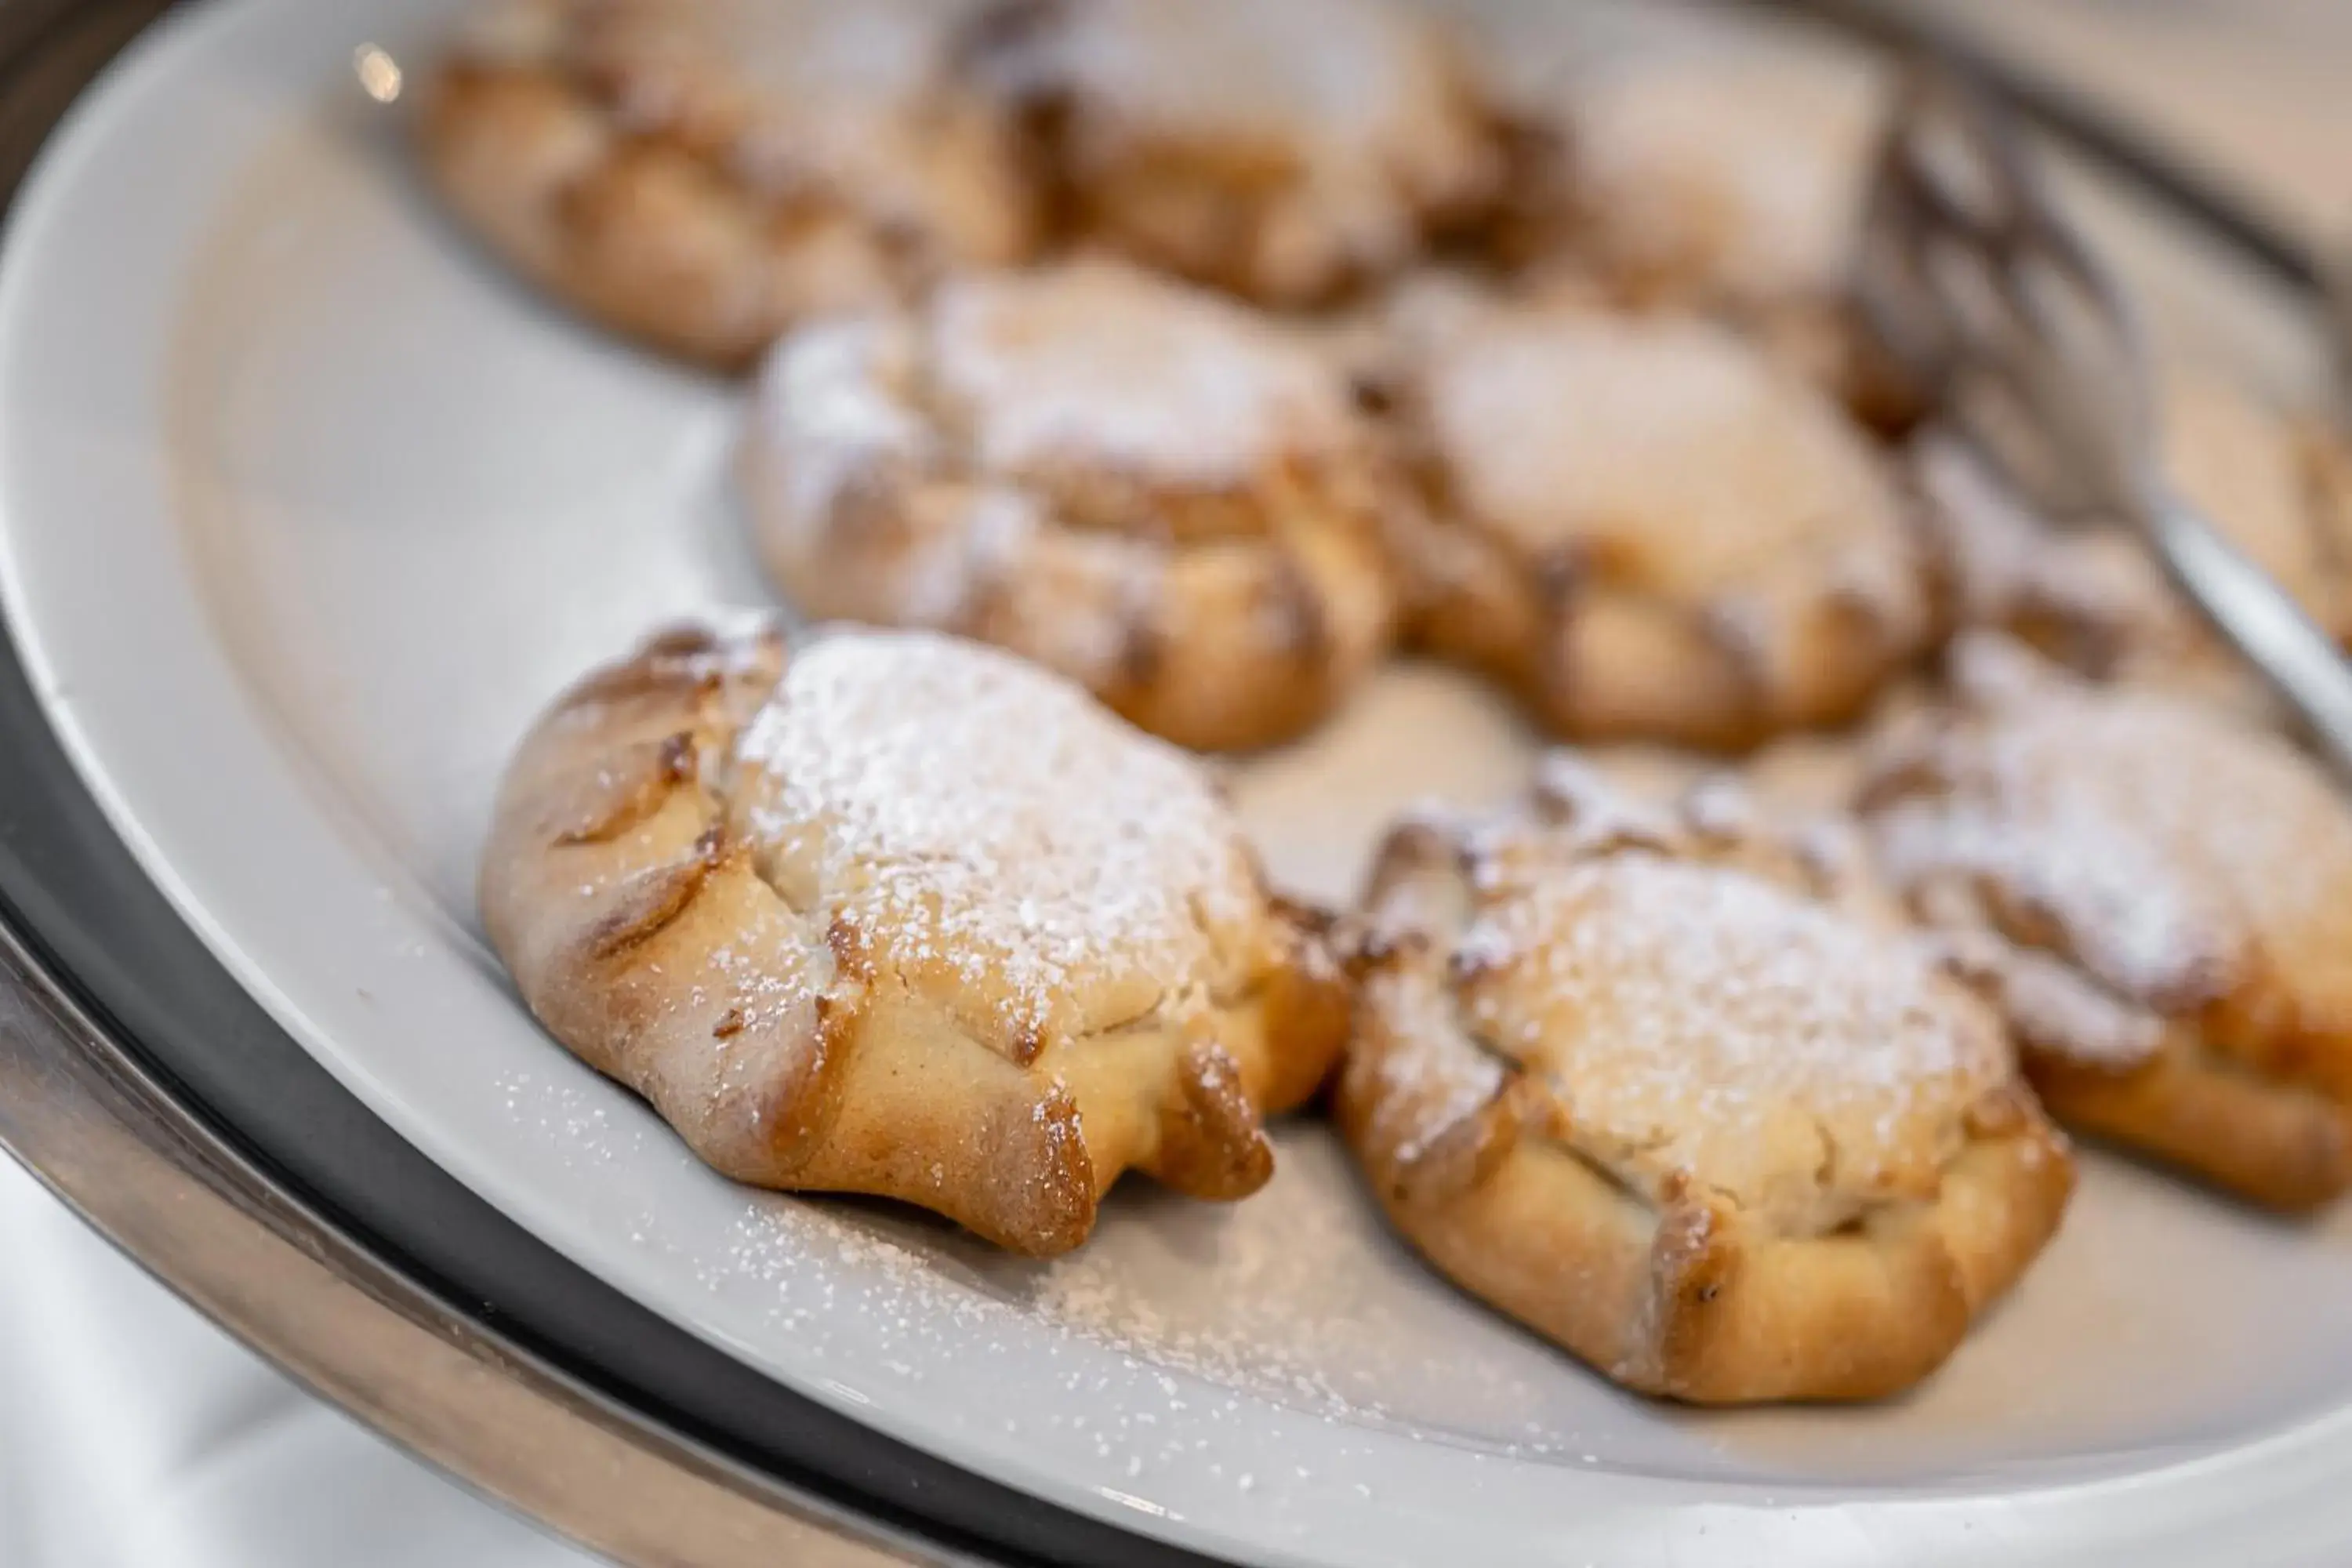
435, 0, 2352, 1405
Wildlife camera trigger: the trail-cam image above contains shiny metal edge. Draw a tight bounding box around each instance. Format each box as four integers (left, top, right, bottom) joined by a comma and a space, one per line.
0, 912, 944, 1568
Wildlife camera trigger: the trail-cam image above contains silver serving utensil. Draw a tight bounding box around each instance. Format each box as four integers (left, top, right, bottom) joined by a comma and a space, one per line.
1858, 56, 2352, 778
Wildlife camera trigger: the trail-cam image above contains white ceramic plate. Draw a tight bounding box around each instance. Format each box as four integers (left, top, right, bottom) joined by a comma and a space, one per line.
7, 1, 2352, 1563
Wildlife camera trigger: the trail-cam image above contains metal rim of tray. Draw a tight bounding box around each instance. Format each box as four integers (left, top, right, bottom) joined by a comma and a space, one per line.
0, 4, 2337, 1566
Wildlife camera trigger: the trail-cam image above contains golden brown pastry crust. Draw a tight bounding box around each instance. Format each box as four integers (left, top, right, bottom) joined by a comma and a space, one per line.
1382, 299, 1930, 751
1334, 760, 2071, 1403
479, 623, 1348, 1254
418, 0, 1036, 368
973, 0, 1504, 306
1861, 636, 2352, 1210
742, 259, 1400, 751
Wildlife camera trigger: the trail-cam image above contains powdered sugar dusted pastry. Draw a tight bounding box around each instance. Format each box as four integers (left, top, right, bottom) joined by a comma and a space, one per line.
1552, 48, 1879, 309
1861, 636, 2352, 1210
1336, 759, 2070, 1403
1489, 42, 1909, 428
973, 0, 1504, 305
419, 0, 1035, 368
479, 624, 1348, 1254
1388, 301, 1929, 750
742, 259, 1399, 750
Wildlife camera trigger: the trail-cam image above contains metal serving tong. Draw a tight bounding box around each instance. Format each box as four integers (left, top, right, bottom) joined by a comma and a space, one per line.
1857, 57, 2352, 780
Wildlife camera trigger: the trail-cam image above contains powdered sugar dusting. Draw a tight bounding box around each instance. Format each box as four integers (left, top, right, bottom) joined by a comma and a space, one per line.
1868, 644, 2352, 1018
746, 263, 1365, 688
557, 0, 1003, 232
993, 0, 1493, 284
1566, 42, 1884, 305
927, 261, 1356, 490
731, 630, 1256, 1045
1462, 851, 2005, 1230
1025, 0, 1432, 143
753, 314, 933, 532
1934, 928, 2164, 1070
683, 1127, 1595, 1447
1423, 309, 1919, 630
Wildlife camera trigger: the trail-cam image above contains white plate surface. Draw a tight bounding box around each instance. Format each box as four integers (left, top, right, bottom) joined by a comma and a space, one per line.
5, 1, 2352, 1563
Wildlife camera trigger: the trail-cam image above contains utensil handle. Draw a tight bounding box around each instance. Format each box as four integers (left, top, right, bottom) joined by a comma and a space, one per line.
2133, 467, 2352, 780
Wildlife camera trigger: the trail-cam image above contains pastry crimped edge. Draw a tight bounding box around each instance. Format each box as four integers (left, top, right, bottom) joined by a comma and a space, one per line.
1919, 898, 2352, 1215
742, 296, 1402, 753
478, 622, 1350, 1254
1373, 302, 1930, 753
1395, 503, 1918, 752
416, 10, 1036, 370
1859, 641, 2352, 1212
1333, 771, 2072, 1403
2024, 1027, 2352, 1213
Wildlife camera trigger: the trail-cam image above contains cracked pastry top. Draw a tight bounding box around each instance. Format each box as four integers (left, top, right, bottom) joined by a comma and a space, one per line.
971, 0, 1504, 305
742, 257, 1401, 751
478, 623, 1348, 1255
1860, 634, 2352, 1210
1382, 296, 1929, 751
1335, 757, 2071, 1403
418, 0, 1037, 368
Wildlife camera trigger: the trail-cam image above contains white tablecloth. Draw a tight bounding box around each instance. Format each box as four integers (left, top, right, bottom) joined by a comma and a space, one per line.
0, 1156, 598, 1568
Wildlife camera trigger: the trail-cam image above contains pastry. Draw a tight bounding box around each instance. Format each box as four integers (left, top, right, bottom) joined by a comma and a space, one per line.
741, 257, 1400, 751
1385, 299, 1930, 750
1336, 757, 2071, 1403
1489, 42, 1913, 430
1861, 635, 2352, 1210
1532, 45, 1879, 309
419, 0, 1036, 368
971, 0, 1504, 305
1907, 429, 2190, 680
479, 623, 1349, 1254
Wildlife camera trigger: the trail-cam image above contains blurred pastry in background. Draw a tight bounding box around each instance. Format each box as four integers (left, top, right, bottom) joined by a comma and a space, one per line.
971, 0, 1505, 305
1380, 295, 1930, 750
741, 258, 1402, 751
419, 0, 1037, 368
1486, 40, 1916, 431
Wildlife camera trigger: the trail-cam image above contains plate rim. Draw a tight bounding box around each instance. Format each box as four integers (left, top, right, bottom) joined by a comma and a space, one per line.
0, 5, 1244, 1566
